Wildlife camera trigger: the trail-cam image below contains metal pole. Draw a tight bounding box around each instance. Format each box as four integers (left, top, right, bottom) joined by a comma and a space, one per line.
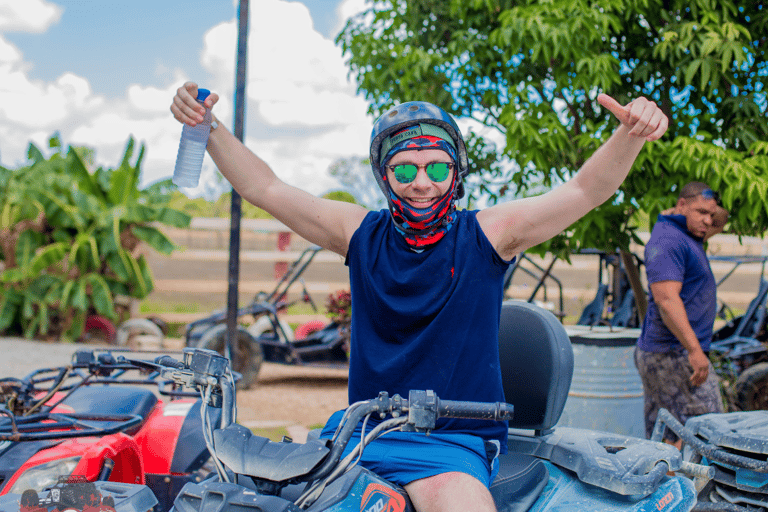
227, 0, 249, 365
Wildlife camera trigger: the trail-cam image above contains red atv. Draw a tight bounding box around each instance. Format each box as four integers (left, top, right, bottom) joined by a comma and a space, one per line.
0, 349, 221, 512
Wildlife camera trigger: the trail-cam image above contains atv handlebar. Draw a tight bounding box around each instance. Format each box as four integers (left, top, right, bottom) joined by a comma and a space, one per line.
150, 349, 514, 430
154, 355, 186, 369
303, 389, 513, 483
149, 348, 515, 486
437, 398, 514, 421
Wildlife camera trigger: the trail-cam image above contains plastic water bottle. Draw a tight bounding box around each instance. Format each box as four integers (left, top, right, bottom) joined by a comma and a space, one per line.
173, 88, 212, 188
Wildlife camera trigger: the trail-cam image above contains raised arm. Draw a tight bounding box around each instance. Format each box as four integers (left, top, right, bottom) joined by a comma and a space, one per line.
478, 94, 668, 260
170, 82, 368, 256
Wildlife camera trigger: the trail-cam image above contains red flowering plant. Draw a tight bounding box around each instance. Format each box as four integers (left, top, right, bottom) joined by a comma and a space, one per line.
326, 289, 351, 325
326, 289, 352, 357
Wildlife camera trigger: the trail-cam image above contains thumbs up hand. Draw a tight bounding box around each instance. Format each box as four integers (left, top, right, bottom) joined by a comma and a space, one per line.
598, 94, 668, 142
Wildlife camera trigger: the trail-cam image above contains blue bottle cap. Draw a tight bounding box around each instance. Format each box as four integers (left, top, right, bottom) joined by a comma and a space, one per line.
197, 88, 211, 101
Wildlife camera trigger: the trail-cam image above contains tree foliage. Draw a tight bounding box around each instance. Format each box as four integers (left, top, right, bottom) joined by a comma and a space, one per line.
0, 135, 191, 340
328, 157, 388, 210
337, 0, 768, 256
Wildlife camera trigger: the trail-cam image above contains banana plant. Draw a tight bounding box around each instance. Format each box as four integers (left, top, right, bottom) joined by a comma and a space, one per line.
0, 134, 191, 341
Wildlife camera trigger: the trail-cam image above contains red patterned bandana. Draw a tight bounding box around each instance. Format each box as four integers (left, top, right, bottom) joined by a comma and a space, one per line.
380, 133, 459, 251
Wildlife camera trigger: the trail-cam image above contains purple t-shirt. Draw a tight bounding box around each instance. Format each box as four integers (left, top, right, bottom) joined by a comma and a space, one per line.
637, 214, 716, 353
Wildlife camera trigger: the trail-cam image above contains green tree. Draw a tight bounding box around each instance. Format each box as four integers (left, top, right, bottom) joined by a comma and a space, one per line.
328, 157, 387, 210
337, 0, 768, 315
0, 135, 191, 340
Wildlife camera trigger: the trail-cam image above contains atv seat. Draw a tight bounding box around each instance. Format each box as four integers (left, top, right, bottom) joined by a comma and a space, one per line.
610, 289, 636, 327
489, 452, 549, 512
576, 283, 608, 326
487, 300, 576, 511
60, 386, 158, 436
498, 300, 574, 433
498, 300, 686, 498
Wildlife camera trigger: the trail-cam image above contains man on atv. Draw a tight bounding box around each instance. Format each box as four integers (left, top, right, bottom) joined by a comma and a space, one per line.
171, 84, 667, 512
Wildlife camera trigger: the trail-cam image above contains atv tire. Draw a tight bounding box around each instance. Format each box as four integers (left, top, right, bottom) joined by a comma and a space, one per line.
735, 362, 768, 411
196, 324, 263, 389
115, 318, 165, 350
247, 315, 295, 343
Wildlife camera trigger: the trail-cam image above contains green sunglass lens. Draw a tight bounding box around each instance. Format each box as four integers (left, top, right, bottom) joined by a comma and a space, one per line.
426, 163, 450, 182
393, 164, 418, 183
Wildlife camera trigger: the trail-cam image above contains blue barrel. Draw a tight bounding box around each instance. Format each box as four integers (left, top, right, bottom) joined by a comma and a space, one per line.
557, 326, 645, 438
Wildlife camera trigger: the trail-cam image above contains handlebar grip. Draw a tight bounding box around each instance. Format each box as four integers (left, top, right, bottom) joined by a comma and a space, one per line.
679, 461, 715, 480
438, 400, 513, 422
154, 355, 184, 369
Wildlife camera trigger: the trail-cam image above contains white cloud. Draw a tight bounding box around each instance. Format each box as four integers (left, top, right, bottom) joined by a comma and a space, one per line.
334, 0, 368, 35
0, 35, 20, 63
192, 0, 373, 196
0, 0, 62, 33
0, 0, 373, 199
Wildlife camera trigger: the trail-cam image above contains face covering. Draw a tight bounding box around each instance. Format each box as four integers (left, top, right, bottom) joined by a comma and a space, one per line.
380, 131, 459, 250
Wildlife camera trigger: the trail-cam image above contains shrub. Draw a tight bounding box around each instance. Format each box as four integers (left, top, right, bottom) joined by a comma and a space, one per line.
0, 134, 191, 340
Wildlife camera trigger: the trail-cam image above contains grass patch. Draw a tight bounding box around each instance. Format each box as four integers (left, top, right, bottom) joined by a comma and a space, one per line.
140, 299, 203, 314
249, 426, 291, 442
166, 322, 187, 338
285, 301, 330, 316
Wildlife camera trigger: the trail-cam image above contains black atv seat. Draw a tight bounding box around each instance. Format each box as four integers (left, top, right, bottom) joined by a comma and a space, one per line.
214, 424, 330, 482
499, 301, 683, 498
489, 453, 549, 512
483, 300, 574, 511
60, 386, 158, 436
498, 300, 574, 433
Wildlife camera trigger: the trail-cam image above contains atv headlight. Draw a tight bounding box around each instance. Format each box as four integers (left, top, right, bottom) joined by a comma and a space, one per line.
7, 457, 81, 495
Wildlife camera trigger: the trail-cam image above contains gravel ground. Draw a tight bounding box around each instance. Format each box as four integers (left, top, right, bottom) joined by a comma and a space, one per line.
2, 337, 91, 377
1, 336, 349, 442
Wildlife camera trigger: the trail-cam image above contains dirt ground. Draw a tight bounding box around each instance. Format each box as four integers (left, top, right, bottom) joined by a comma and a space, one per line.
2, 336, 348, 437
236, 362, 349, 429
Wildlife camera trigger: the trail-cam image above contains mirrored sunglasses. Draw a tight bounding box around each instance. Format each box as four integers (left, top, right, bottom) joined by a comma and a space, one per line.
385, 162, 454, 184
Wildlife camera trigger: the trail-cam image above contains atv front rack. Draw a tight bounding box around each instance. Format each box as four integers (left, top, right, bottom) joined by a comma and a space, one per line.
508, 425, 712, 497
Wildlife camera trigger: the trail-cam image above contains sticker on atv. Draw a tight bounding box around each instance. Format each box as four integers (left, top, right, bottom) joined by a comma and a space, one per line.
19, 478, 117, 512
163, 401, 195, 417
360, 483, 406, 512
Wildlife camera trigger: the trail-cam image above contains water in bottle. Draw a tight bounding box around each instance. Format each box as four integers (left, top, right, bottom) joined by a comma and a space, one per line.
173, 88, 212, 188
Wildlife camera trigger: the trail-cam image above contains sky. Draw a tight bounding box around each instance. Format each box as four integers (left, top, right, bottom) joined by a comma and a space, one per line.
0, 0, 372, 197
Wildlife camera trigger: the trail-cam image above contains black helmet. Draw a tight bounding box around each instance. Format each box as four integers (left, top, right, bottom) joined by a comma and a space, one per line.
369, 101, 469, 199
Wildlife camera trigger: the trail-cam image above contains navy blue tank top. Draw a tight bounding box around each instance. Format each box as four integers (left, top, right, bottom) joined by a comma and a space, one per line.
345, 209, 512, 448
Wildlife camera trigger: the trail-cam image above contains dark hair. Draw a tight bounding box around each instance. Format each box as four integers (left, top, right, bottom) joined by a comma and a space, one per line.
678, 182, 710, 199
678, 182, 720, 204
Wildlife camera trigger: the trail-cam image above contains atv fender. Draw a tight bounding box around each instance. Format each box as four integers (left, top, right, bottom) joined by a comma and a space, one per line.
133, 399, 220, 475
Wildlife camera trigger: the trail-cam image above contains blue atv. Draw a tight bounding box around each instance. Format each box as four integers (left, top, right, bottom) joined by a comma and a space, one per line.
1, 302, 712, 512
652, 407, 768, 511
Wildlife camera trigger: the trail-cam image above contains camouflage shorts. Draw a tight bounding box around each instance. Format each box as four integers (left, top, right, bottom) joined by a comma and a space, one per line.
634, 347, 724, 442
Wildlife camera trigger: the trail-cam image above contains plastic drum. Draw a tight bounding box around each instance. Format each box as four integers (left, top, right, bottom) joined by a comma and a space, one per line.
557, 325, 645, 438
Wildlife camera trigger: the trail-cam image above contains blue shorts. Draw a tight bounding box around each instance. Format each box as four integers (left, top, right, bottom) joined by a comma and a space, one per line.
319, 410, 501, 487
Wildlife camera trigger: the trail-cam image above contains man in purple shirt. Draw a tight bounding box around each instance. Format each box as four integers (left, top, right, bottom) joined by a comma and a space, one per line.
636, 182, 725, 447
